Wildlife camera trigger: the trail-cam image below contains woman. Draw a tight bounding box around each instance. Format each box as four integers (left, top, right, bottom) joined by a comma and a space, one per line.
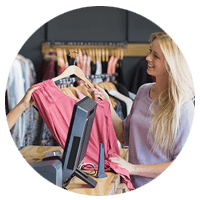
87, 32, 195, 188
7, 86, 38, 130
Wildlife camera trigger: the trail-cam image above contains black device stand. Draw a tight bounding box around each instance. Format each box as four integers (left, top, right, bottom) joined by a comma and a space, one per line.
43, 155, 97, 188
71, 143, 107, 185
43, 143, 107, 186
74, 168, 97, 187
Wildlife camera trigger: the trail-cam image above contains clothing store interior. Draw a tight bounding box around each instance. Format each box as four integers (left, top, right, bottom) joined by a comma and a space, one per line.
6, 6, 164, 195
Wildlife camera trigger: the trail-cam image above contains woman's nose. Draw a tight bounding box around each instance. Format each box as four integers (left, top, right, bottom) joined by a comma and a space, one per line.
146, 53, 152, 62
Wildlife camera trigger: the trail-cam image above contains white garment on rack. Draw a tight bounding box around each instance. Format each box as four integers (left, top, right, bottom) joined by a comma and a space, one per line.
16, 55, 36, 91
7, 59, 26, 148
128, 91, 136, 101
93, 60, 103, 84
7, 55, 37, 148
108, 89, 133, 116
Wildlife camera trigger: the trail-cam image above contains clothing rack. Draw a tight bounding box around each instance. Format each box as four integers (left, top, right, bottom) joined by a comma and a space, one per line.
47, 41, 126, 48
87, 72, 118, 81
42, 41, 124, 57
54, 73, 118, 88
41, 42, 150, 57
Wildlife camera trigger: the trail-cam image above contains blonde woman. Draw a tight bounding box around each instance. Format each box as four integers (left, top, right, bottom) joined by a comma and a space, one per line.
87, 32, 195, 188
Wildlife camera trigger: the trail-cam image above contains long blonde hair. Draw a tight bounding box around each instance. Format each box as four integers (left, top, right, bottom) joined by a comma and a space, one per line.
148, 32, 194, 156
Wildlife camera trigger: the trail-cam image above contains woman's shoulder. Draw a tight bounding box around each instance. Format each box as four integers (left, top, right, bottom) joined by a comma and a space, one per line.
181, 99, 195, 116
139, 83, 154, 90
136, 83, 154, 96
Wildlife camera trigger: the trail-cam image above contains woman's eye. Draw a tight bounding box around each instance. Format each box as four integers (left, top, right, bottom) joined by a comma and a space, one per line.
149, 48, 159, 58
154, 54, 158, 58
154, 54, 159, 58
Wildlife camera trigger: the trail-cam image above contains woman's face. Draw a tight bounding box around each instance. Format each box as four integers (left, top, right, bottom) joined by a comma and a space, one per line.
146, 39, 168, 79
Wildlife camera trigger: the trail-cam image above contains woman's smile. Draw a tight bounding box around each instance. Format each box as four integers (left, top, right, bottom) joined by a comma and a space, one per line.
148, 64, 155, 68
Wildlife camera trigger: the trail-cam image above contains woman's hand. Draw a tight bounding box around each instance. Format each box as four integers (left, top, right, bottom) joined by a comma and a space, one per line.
109, 156, 135, 175
19, 86, 39, 111
85, 83, 109, 101
110, 157, 173, 178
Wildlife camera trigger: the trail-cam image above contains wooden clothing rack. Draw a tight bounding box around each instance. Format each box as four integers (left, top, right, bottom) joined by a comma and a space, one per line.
41, 42, 150, 57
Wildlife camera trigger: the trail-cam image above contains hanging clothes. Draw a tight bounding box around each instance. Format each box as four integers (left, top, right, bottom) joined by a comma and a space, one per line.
37, 52, 59, 82
7, 59, 25, 148
114, 83, 130, 98
81, 55, 87, 75
85, 56, 91, 76
77, 50, 83, 70
115, 58, 123, 83
57, 57, 66, 74
108, 90, 133, 116
107, 56, 118, 74
107, 90, 127, 119
93, 60, 103, 84
57, 53, 66, 74
102, 60, 108, 74
7, 55, 37, 148
90, 61, 96, 75
31, 79, 134, 191
15, 55, 39, 147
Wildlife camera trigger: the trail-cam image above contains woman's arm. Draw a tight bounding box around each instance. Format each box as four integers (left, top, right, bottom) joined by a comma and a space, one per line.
86, 84, 125, 144
7, 102, 27, 130
6, 86, 38, 130
109, 156, 172, 178
133, 162, 172, 178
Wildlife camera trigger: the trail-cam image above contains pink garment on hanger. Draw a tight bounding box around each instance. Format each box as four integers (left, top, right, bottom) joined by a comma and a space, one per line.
75, 88, 85, 100
77, 63, 81, 69
111, 57, 118, 81
31, 80, 134, 190
112, 57, 118, 73
81, 55, 87, 75
57, 58, 66, 75
107, 56, 114, 74
107, 56, 118, 81
85, 56, 91, 76
77, 50, 83, 70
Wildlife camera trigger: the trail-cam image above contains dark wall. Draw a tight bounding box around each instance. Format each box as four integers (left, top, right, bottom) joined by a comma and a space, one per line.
47, 7, 126, 42
19, 25, 46, 74
128, 12, 163, 43
18, 6, 163, 90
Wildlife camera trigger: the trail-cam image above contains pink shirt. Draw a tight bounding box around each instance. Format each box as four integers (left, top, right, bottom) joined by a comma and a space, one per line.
31, 80, 134, 190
